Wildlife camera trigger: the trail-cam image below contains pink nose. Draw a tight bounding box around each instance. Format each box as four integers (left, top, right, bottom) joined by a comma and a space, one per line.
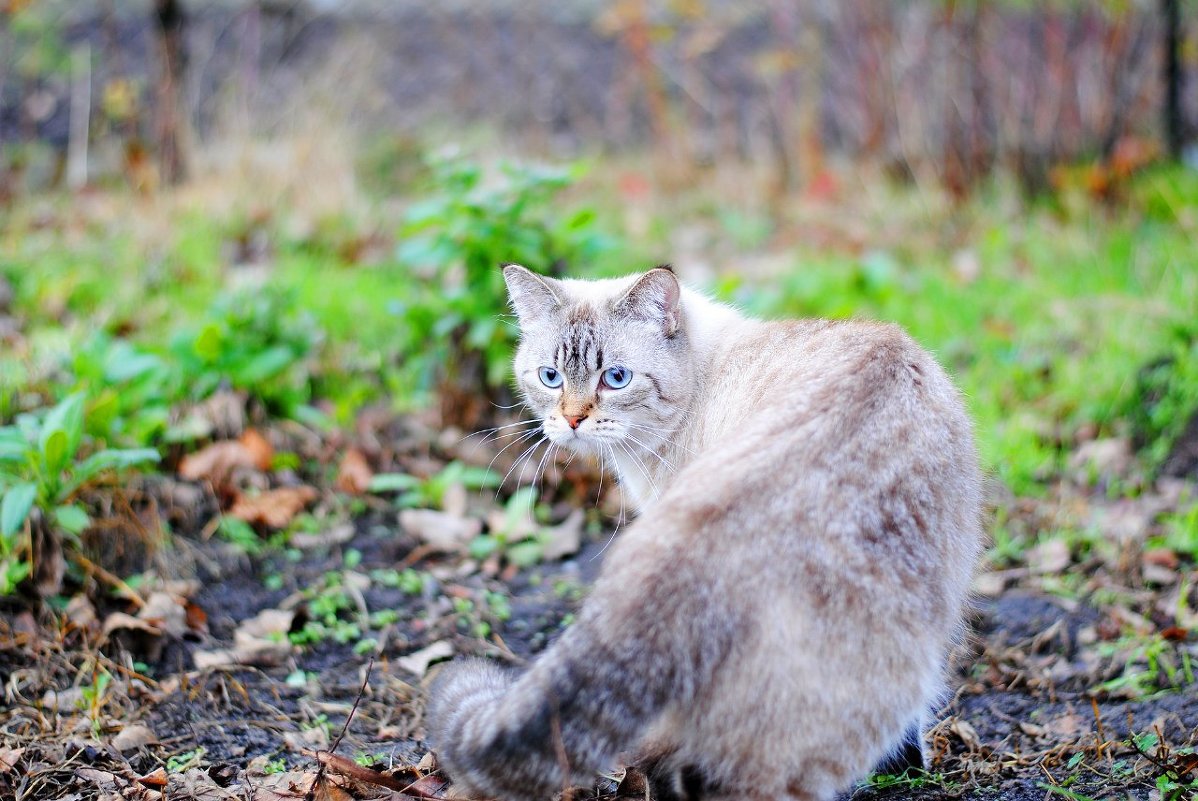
564, 414, 587, 430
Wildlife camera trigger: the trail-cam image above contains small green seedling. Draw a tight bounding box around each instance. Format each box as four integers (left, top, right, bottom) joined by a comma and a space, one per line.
0, 392, 159, 594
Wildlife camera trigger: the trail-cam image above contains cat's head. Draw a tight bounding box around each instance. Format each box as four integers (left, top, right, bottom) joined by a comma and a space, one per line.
503, 264, 695, 454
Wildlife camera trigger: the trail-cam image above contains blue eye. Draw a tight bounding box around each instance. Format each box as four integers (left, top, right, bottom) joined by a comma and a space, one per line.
538, 367, 563, 388
602, 366, 632, 389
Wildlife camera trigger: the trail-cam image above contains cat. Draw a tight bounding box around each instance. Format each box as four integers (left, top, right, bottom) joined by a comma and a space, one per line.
425, 265, 983, 801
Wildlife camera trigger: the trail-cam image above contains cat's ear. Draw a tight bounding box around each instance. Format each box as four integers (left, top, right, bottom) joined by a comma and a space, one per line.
503, 264, 563, 324
614, 266, 682, 336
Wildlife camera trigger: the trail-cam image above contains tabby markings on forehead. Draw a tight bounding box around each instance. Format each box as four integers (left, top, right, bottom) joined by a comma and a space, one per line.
556, 324, 604, 374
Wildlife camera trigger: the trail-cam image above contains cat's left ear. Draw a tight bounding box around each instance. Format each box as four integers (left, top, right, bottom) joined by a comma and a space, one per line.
614, 266, 682, 336
503, 264, 563, 324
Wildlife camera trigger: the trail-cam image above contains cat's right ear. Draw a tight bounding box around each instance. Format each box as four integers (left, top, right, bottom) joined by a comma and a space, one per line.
502, 264, 563, 324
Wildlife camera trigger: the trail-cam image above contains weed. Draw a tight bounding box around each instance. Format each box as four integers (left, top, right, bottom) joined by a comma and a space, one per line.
369, 461, 501, 510
371, 568, 430, 596
864, 768, 957, 792
1036, 786, 1101, 801
166, 747, 207, 773
390, 152, 616, 418
80, 666, 112, 739
170, 287, 323, 420
1124, 321, 1198, 472
262, 758, 287, 775
0, 392, 158, 594
469, 485, 553, 568
1151, 500, 1198, 562
1095, 632, 1194, 698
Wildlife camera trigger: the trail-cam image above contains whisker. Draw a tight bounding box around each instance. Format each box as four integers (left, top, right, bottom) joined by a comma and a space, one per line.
619, 420, 697, 457
497, 436, 547, 499
490, 399, 531, 411
592, 443, 623, 562
485, 427, 543, 477
616, 439, 657, 501
622, 432, 678, 472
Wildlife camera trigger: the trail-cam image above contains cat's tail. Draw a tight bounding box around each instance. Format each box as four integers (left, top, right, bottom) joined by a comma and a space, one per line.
425, 573, 736, 801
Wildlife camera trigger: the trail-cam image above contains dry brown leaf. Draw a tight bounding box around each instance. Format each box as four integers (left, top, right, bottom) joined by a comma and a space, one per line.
335, 449, 373, 495
540, 509, 583, 561
399, 509, 481, 552
194, 608, 296, 668
249, 770, 317, 800
1027, 539, 1070, 574
240, 429, 274, 470
396, 640, 454, 677
949, 718, 982, 749
179, 441, 255, 484
0, 747, 24, 773
112, 724, 159, 752
137, 767, 168, 788
291, 524, 355, 550
185, 601, 209, 633
138, 591, 189, 638
230, 486, 318, 528
972, 572, 1007, 597
101, 612, 162, 640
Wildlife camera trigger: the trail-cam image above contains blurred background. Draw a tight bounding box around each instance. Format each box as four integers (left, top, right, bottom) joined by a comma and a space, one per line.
2, 0, 1197, 482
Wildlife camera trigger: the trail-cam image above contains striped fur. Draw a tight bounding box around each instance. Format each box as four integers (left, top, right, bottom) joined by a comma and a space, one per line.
425, 266, 984, 801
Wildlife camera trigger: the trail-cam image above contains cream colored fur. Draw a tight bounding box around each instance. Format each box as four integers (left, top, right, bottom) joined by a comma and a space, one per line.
426, 266, 984, 801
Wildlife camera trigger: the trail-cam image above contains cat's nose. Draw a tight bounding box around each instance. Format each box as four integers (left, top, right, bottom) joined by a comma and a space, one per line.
564, 414, 587, 430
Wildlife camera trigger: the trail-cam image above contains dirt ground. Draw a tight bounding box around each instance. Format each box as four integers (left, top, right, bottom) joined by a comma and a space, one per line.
0, 411, 1195, 801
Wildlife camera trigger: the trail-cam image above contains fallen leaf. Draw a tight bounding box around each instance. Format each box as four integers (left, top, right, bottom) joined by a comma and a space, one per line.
101, 612, 162, 640
112, 724, 158, 752
308, 750, 409, 791
41, 686, 84, 712
137, 767, 168, 787
230, 486, 318, 528
1160, 626, 1188, 641
396, 640, 454, 677
194, 608, 296, 668
0, 747, 24, 773
399, 509, 481, 552
335, 449, 373, 495
185, 601, 209, 633
283, 726, 329, 752
1069, 437, 1133, 484
1027, 539, 1071, 574
138, 591, 189, 638
240, 429, 274, 470
1143, 549, 1179, 569
972, 572, 1007, 597
291, 524, 355, 550
541, 509, 584, 561
178, 438, 258, 481
949, 718, 981, 749
65, 594, 98, 631
249, 769, 317, 800
1019, 721, 1047, 738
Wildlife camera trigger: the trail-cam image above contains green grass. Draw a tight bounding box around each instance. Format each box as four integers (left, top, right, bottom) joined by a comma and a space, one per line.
730, 172, 1198, 493
2, 157, 1196, 502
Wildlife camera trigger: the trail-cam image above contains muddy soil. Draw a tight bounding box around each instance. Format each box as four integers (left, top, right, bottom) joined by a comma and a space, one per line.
6, 515, 1192, 801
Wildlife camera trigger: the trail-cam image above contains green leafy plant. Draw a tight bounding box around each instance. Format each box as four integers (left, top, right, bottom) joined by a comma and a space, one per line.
166, 747, 207, 774
1095, 632, 1194, 699
391, 152, 616, 418
369, 461, 501, 509
0, 393, 159, 594
1125, 323, 1198, 472
169, 288, 323, 419
68, 335, 176, 448
468, 486, 551, 568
